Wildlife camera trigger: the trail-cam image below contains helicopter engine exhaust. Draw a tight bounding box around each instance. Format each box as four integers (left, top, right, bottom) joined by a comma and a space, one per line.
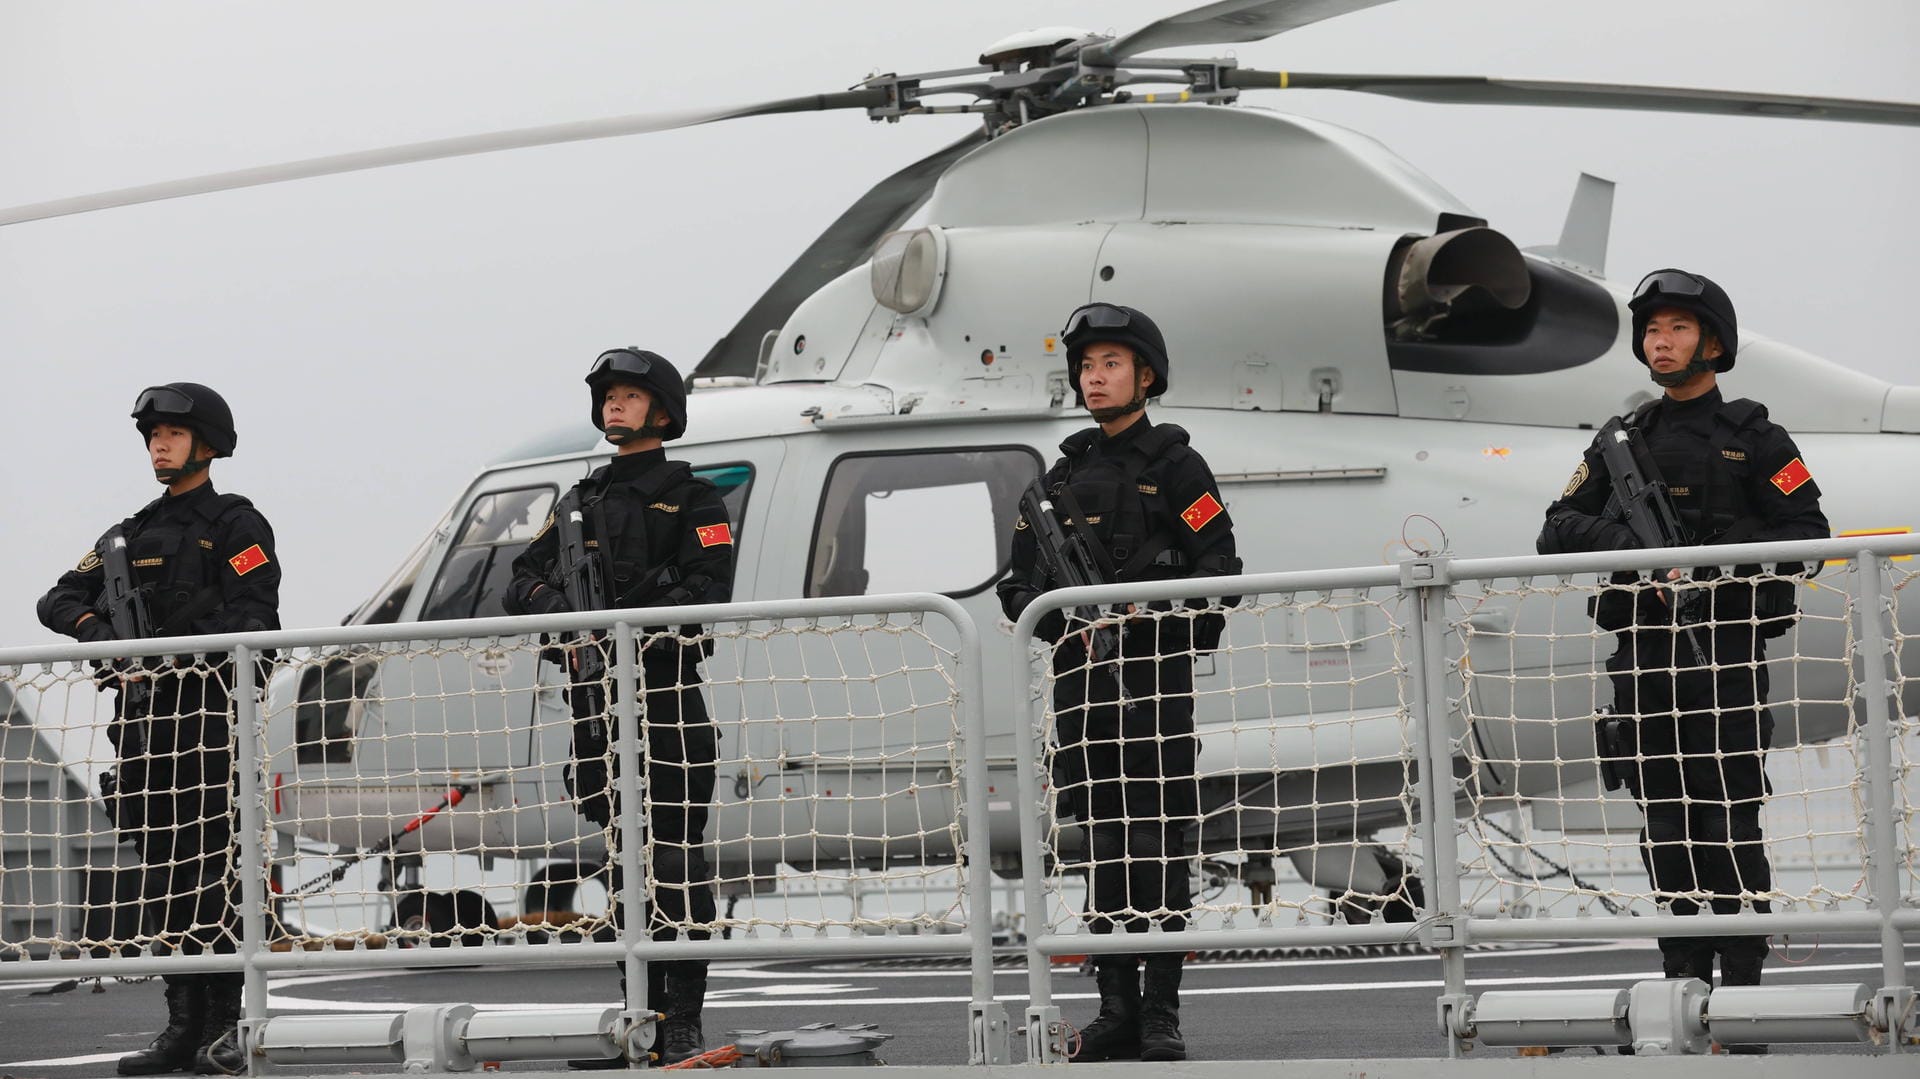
1386, 226, 1532, 341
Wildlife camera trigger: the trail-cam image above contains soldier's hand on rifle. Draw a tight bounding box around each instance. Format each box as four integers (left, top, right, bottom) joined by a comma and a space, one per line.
526, 584, 571, 617
74, 614, 115, 644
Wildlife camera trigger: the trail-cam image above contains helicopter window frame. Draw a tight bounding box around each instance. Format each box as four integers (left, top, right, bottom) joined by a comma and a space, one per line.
803, 444, 1043, 601
420, 484, 561, 623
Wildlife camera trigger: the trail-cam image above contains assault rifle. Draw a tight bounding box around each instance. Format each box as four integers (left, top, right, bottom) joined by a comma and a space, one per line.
1017, 479, 1118, 663
97, 528, 155, 732
550, 490, 610, 736
1595, 415, 1709, 667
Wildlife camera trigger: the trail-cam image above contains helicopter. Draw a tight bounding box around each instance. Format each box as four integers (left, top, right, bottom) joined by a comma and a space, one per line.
5, 0, 1918, 933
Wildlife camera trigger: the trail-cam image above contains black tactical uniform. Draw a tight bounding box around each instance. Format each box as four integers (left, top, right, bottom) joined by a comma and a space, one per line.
504, 348, 732, 1067
1539, 271, 1827, 996
998, 305, 1239, 1063
38, 383, 279, 1076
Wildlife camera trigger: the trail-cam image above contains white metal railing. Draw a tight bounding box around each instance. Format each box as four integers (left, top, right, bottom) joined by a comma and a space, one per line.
1, 535, 1915, 1069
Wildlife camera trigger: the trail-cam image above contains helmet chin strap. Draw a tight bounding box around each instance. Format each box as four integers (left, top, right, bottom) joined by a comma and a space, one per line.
603, 425, 640, 445
1649, 345, 1716, 389
153, 434, 212, 484
1088, 385, 1149, 424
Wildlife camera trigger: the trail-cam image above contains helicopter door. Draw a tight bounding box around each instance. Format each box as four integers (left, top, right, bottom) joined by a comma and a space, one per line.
408, 482, 565, 781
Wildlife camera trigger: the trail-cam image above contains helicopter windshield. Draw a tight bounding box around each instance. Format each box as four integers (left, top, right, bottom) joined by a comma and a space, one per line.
344, 505, 454, 626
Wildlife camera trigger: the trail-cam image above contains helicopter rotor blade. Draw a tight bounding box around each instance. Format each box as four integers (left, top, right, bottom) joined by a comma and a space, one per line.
1224, 70, 1920, 127
1093, 0, 1396, 65
693, 129, 989, 383
0, 89, 889, 227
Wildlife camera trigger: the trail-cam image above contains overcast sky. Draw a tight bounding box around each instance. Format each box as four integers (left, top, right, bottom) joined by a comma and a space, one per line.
2, 0, 1915, 645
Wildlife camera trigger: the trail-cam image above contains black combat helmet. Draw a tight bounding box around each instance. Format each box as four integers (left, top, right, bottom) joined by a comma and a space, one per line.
585, 347, 688, 441
131, 382, 237, 457
1061, 303, 1170, 405
1629, 268, 1739, 373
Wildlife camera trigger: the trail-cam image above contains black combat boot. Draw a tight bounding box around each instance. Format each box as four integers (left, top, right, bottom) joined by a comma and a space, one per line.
192, 978, 244, 1075
1071, 957, 1140, 1062
119, 977, 205, 1076
1138, 958, 1187, 1062
658, 964, 708, 1065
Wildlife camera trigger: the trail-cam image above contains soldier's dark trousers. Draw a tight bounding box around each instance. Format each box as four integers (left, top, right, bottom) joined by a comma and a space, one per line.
1612, 629, 1773, 981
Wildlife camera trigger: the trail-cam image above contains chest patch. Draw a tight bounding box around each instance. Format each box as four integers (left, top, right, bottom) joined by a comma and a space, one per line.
695, 522, 733, 548
1770, 457, 1813, 496
1181, 492, 1224, 532
1721, 449, 1746, 461
1136, 484, 1159, 495
649, 502, 680, 513
1669, 486, 1691, 497
199, 538, 215, 550
133, 557, 165, 568
228, 544, 271, 577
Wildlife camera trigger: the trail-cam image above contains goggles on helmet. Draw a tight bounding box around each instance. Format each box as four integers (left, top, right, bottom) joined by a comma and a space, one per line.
1062, 303, 1136, 339
1632, 270, 1711, 305
588, 349, 656, 384
133, 385, 196, 417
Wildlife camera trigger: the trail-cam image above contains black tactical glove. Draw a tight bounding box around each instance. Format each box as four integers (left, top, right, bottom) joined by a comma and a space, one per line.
528, 585, 571, 616
75, 616, 116, 643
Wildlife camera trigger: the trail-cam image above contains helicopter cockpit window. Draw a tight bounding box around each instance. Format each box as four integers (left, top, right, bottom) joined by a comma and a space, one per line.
807, 447, 1041, 599
421, 486, 558, 622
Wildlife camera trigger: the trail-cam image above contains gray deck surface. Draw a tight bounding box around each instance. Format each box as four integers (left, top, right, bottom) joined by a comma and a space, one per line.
2, 939, 1913, 1073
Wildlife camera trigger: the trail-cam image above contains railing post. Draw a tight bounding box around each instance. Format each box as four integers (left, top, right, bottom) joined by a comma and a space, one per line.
611, 622, 652, 1066
954, 609, 1011, 1064
230, 644, 269, 1075
1850, 554, 1916, 1050
1009, 610, 1063, 1063
1401, 558, 1473, 1055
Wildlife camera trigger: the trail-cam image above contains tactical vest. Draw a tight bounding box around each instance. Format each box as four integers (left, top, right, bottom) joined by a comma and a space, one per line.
1055, 462, 1183, 582
1631, 397, 1766, 544
577, 460, 721, 632
108, 492, 256, 635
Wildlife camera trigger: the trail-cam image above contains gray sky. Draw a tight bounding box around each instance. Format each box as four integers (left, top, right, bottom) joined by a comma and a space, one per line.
2, 0, 1916, 644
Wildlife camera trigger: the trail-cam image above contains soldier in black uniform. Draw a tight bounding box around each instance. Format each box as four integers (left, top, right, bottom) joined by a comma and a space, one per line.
998, 304, 1240, 1063
1538, 270, 1827, 1015
39, 383, 280, 1076
504, 349, 733, 1067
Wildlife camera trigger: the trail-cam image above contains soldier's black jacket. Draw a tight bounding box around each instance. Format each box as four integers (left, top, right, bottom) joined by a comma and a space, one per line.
1538, 386, 1828, 632
1540, 387, 1827, 555
998, 418, 1239, 644
504, 448, 734, 666
38, 482, 282, 643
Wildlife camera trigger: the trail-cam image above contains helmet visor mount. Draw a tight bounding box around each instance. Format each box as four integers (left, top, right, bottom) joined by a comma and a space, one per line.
133, 385, 196, 418
1632, 270, 1709, 305
1062, 303, 1134, 339
588, 349, 655, 385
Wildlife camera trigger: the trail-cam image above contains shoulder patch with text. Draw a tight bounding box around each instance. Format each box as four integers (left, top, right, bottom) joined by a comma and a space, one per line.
228, 544, 270, 577
532, 511, 554, 540
76, 550, 102, 572
1180, 492, 1225, 532
695, 522, 734, 548
1561, 461, 1589, 498
1770, 457, 1813, 496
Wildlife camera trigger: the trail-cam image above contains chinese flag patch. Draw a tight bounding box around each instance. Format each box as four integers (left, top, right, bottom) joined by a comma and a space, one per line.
1769, 457, 1813, 496
228, 544, 270, 576
695, 523, 733, 548
1180, 492, 1224, 532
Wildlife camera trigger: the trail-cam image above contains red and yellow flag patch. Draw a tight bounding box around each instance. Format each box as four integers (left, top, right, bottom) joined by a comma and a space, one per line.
1180, 492, 1224, 532
228, 544, 270, 576
1769, 457, 1813, 496
695, 523, 734, 548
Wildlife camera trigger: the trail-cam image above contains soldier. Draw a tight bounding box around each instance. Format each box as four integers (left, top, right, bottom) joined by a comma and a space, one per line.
1539, 270, 1827, 1031
997, 304, 1240, 1063
504, 348, 733, 1067
39, 383, 280, 1075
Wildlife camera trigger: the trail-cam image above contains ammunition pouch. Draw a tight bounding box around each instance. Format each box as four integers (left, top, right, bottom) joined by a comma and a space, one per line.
99, 763, 146, 841
1751, 575, 1800, 640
